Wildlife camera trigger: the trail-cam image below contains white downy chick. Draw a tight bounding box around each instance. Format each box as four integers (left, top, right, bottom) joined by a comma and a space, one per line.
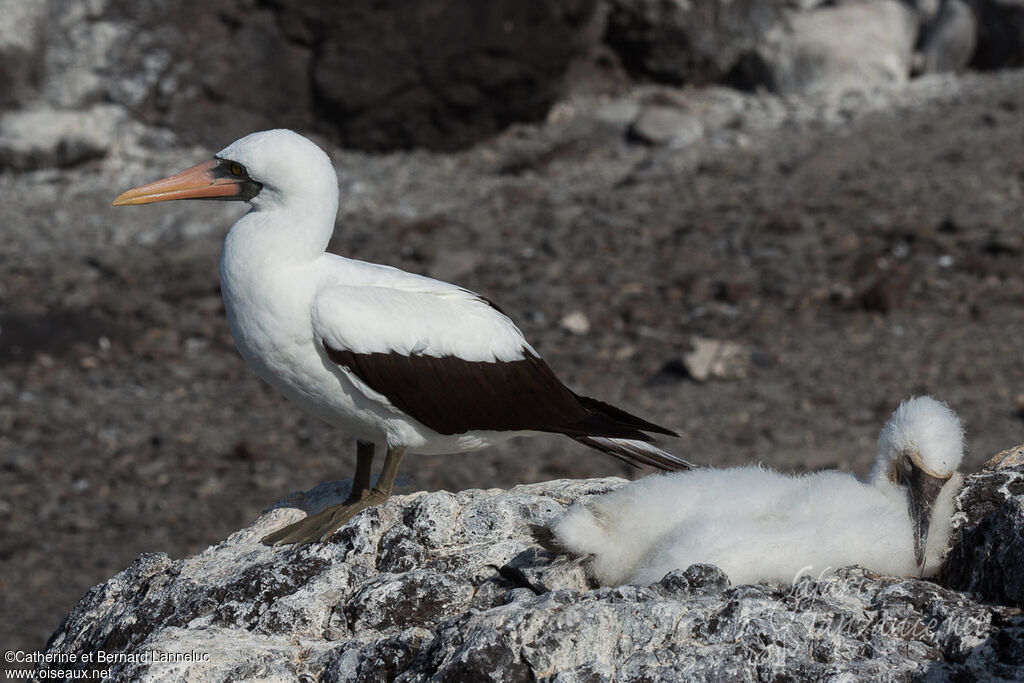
550, 396, 965, 586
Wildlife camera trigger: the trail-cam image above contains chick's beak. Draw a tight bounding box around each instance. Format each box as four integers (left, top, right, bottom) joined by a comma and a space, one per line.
906, 464, 950, 573
111, 159, 254, 206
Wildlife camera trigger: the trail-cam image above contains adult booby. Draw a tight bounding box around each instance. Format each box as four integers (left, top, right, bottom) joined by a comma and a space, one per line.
548, 396, 965, 585
112, 129, 689, 546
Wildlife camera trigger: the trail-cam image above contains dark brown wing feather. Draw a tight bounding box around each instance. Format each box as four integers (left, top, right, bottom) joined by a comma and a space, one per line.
323, 343, 671, 440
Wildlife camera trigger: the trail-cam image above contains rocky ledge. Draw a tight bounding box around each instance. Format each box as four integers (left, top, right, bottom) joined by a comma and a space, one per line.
39, 447, 1024, 681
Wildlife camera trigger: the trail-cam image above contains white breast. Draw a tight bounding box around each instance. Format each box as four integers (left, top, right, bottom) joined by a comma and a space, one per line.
218, 239, 521, 454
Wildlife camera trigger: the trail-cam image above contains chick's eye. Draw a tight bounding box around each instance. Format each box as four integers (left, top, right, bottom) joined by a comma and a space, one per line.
231, 163, 243, 176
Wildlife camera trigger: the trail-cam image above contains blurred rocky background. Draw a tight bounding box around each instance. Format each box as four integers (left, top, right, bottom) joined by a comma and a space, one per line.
1, 0, 1023, 671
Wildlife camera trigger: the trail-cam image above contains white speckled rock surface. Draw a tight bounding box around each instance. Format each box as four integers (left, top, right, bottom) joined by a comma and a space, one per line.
40, 470, 1024, 681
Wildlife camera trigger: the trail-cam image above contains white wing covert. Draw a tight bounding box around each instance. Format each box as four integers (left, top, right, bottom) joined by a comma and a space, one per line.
312, 284, 533, 363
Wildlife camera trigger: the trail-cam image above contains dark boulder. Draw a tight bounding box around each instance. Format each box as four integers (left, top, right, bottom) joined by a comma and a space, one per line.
603, 0, 786, 85
971, 0, 1024, 69
97, 0, 600, 151
944, 446, 1024, 606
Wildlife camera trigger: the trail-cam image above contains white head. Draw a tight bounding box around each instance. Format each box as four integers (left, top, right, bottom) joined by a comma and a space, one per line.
111, 129, 341, 259
870, 396, 965, 571
872, 396, 965, 480
215, 129, 338, 212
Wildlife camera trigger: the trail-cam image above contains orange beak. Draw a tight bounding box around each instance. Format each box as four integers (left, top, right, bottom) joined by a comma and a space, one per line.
111, 159, 260, 206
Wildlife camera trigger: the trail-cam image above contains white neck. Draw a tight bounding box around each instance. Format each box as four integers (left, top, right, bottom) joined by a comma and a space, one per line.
224, 177, 339, 265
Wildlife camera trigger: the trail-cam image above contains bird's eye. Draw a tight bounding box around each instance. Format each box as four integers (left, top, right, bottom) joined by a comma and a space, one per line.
231, 163, 244, 176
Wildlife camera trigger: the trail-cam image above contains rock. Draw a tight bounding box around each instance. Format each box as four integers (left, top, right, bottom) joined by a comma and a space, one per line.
911, 0, 946, 26
3, 1, 603, 152
37, 475, 1024, 680
945, 495, 1024, 606
943, 450, 1024, 607
646, 338, 755, 386
0, 105, 123, 170
0, 0, 47, 107
645, 357, 690, 386
559, 310, 591, 334
307, 1, 603, 151
741, 0, 918, 96
592, 98, 641, 127
24, 0, 603, 152
972, 0, 1024, 69
859, 267, 911, 313
603, 0, 787, 84
682, 336, 751, 382
983, 444, 1024, 471
657, 563, 730, 596
628, 105, 704, 147
919, 0, 978, 74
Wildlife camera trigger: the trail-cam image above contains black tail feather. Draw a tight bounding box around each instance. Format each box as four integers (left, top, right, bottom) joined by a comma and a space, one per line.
572, 394, 678, 437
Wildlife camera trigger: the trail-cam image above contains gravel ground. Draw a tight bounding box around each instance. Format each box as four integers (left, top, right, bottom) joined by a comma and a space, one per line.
2, 69, 1023, 663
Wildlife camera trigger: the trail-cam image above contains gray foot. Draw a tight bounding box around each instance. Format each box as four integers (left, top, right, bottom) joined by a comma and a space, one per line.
261, 492, 387, 546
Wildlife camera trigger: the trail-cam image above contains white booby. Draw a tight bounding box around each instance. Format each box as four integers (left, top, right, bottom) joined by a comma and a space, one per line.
548, 396, 965, 586
111, 129, 690, 546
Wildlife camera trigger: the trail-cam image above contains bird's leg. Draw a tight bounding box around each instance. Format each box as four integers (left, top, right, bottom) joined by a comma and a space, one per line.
367, 445, 406, 503
262, 445, 406, 546
345, 440, 376, 504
